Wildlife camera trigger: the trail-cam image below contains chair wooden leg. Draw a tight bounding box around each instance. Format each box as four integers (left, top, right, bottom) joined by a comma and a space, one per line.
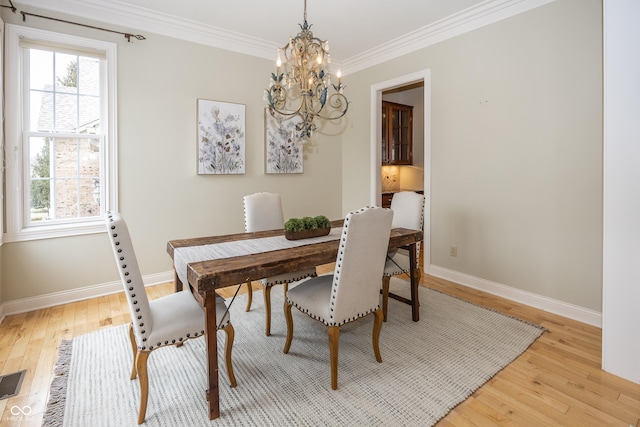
128, 324, 138, 380
283, 300, 294, 353
263, 284, 273, 336
328, 326, 340, 390
135, 350, 151, 425
221, 324, 237, 387
245, 281, 253, 312
381, 276, 391, 322
372, 308, 383, 363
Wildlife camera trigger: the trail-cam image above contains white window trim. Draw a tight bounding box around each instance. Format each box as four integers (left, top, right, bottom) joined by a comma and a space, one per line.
4, 24, 118, 242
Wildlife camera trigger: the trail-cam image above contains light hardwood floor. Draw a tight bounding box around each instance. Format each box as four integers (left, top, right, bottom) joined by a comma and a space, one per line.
1, 271, 639, 426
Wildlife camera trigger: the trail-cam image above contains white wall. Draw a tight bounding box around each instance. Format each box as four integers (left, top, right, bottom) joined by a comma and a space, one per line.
342, 0, 603, 312
602, 0, 640, 384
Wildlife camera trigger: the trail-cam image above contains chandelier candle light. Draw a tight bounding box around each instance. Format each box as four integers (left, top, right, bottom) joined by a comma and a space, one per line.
264, 0, 349, 139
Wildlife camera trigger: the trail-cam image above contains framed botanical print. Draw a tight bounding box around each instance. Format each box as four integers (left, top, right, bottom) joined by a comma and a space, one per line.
197, 99, 246, 174
265, 109, 304, 174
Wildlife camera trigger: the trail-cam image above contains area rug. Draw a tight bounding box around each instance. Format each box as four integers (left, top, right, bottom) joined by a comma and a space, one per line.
43, 278, 544, 426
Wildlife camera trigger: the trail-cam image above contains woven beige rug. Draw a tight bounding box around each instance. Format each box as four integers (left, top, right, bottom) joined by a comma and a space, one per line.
43, 278, 544, 426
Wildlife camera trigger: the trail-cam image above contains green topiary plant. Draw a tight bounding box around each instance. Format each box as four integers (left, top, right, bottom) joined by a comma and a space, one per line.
284, 214, 331, 240
314, 215, 330, 229
301, 216, 318, 230
284, 215, 331, 232
284, 218, 305, 232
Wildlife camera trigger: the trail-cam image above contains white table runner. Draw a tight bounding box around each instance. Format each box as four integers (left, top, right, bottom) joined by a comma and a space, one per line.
173, 227, 343, 287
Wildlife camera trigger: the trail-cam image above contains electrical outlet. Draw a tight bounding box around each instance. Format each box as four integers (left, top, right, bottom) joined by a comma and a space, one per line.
449, 245, 458, 257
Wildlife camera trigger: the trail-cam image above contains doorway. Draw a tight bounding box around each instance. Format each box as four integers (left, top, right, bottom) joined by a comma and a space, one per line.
370, 69, 431, 273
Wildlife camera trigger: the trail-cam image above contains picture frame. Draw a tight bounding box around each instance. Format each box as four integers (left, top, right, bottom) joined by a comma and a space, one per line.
197, 99, 246, 175
265, 108, 304, 174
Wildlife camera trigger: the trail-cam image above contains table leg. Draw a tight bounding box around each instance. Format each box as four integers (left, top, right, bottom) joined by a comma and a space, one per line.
174, 270, 183, 292
204, 291, 220, 420
409, 243, 419, 321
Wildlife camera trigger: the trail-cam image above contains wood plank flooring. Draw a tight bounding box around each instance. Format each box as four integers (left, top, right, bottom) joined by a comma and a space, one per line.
1, 271, 639, 426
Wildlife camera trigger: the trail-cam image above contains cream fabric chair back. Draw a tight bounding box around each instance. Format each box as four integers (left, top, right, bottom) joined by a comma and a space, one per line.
389, 191, 425, 258
330, 206, 394, 325
106, 211, 153, 347
390, 191, 424, 230
243, 192, 285, 232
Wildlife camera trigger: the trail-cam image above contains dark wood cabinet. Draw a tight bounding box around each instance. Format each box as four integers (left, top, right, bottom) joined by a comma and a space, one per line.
382, 101, 413, 165
382, 193, 394, 208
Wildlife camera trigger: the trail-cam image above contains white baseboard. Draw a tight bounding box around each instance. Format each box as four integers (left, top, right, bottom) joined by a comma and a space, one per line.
0, 271, 174, 319
428, 265, 602, 328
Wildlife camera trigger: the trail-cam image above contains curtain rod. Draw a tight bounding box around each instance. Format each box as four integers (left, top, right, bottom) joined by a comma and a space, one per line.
20, 11, 146, 42
0, 0, 16, 13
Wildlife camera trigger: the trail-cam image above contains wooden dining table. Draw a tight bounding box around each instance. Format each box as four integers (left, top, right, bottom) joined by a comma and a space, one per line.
166, 219, 423, 420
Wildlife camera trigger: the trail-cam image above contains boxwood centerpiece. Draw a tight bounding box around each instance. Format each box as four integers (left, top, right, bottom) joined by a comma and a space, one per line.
284, 215, 331, 240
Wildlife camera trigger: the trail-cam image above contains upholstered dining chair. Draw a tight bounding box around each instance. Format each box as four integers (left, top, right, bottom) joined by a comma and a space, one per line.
283, 206, 394, 390
381, 191, 425, 321
105, 212, 236, 424
243, 192, 317, 336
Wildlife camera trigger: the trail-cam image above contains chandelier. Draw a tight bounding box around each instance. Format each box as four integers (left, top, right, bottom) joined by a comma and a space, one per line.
264, 0, 349, 139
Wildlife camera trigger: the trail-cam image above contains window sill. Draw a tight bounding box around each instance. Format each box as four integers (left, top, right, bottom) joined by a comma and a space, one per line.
3, 220, 106, 243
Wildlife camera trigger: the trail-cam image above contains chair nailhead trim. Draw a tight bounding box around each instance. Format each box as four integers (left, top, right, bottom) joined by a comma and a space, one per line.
262, 270, 316, 285
108, 213, 235, 357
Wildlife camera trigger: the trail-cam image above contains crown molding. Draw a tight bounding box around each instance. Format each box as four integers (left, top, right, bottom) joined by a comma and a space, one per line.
16, 0, 555, 73
16, 0, 279, 60
342, 0, 557, 74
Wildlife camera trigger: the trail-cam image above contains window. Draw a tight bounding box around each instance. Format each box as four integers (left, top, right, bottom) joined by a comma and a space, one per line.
4, 25, 117, 241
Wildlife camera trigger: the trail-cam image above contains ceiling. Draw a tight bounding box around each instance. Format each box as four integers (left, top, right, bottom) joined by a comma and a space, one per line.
108, 0, 486, 60
15, 0, 552, 73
